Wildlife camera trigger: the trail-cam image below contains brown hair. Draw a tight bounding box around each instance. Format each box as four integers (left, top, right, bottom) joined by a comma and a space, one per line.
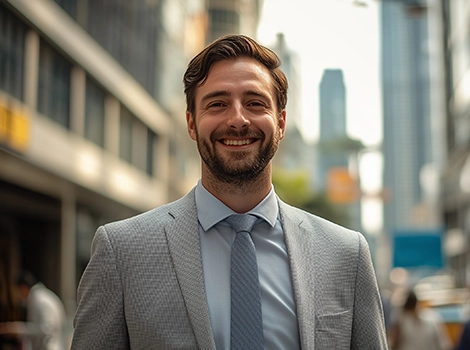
183, 34, 288, 117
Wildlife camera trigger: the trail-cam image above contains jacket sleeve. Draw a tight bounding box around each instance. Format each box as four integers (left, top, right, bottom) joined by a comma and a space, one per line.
350, 234, 388, 349
71, 226, 130, 350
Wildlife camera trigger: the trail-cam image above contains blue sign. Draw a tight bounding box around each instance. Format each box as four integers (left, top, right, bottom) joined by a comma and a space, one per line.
393, 229, 444, 269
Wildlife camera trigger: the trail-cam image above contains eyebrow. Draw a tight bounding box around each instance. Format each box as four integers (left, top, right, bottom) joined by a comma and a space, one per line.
245, 90, 270, 100
200, 90, 230, 104
200, 89, 270, 104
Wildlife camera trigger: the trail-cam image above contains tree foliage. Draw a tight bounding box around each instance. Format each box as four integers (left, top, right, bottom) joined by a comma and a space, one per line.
318, 136, 365, 154
272, 169, 350, 227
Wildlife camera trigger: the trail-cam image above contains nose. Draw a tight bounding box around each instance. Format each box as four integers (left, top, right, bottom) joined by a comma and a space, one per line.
227, 104, 250, 130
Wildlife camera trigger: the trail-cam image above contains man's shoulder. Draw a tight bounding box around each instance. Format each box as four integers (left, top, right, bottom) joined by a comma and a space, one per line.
279, 200, 356, 235
278, 200, 363, 249
104, 189, 196, 233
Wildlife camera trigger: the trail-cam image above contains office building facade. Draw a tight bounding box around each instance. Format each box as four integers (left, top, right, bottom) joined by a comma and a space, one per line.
440, 0, 470, 286
381, 2, 440, 233
0, 0, 207, 319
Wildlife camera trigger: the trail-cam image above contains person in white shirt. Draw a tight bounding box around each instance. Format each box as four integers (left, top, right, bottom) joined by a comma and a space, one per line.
17, 271, 66, 350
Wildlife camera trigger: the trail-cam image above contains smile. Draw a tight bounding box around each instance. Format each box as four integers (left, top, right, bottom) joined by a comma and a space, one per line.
222, 139, 254, 146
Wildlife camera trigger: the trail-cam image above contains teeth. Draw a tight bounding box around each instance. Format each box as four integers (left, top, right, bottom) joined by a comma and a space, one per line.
223, 139, 252, 146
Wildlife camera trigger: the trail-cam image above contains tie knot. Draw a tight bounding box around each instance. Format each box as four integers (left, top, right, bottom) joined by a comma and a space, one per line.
226, 214, 258, 234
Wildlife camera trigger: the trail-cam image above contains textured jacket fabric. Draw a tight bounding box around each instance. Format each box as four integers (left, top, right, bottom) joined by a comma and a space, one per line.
71, 188, 387, 349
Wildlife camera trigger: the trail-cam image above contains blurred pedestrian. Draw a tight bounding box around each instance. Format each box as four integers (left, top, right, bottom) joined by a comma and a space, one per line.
0, 271, 66, 350
389, 289, 451, 350
71, 34, 387, 349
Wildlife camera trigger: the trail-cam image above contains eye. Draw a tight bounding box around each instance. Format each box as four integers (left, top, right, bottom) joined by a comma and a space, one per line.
247, 101, 264, 107
208, 101, 225, 108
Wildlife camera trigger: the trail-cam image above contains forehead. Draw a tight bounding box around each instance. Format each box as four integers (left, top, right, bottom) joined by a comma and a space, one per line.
195, 57, 274, 100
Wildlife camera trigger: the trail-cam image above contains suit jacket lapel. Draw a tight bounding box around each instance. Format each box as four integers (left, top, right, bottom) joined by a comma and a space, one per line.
165, 190, 216, 350
279, 201, 316, 350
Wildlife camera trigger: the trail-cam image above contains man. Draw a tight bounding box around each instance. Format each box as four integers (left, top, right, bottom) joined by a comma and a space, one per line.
71, 34, 387, 349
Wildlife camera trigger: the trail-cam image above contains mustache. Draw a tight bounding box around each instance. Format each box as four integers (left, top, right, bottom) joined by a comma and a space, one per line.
210, 128, 263, 142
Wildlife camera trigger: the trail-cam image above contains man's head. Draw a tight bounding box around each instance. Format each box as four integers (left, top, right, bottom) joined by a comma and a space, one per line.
183, 35, 288, 188
183, 34, 288, 118
403, 289, 418, 311
17, 270, 36, 300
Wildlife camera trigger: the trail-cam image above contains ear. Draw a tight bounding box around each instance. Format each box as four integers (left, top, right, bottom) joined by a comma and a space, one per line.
186, 111, 197, 141
278, 109, 287, 139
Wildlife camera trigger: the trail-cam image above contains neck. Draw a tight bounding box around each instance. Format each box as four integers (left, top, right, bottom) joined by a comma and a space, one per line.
201, 166, 272, 213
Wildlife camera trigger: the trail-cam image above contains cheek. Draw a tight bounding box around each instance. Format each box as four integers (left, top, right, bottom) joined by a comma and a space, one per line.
199, 118, 222, 136
262, 118, 280, 135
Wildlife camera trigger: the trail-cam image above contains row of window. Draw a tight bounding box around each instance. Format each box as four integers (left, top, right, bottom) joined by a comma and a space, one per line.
0, 3, 157, 176
0, 6, 25, 101
54, 0, 159, 100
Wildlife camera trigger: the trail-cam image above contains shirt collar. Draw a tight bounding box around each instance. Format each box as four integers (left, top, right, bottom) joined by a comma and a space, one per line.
195, 180, 279, 231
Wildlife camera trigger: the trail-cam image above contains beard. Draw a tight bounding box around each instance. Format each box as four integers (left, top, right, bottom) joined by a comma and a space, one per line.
195, 126, 281, 186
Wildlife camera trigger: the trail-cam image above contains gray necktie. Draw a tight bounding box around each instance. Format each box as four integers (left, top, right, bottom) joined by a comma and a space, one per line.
226, 214, 264, 350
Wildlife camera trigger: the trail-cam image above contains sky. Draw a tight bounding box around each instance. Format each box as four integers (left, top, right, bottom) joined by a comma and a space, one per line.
257, 0, 382, 146
257, 0, 384, 232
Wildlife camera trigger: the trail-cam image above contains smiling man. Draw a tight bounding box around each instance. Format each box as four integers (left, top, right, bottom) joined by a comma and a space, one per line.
71, 35, 388, 350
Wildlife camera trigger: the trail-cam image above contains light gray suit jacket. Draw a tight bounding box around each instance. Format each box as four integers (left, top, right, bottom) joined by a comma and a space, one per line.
71, 188, 388, 349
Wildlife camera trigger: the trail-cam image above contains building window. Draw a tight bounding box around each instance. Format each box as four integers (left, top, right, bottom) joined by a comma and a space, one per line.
208, 8, 240, 42
119, 105, 133, 163
146, 129, 157, 176
119, 105, 157, 175
37, 39, 72, 129
0, 4, 26, 101
53, 0, 77, 20
87, 1, 158, 97
85, 76, 105, 147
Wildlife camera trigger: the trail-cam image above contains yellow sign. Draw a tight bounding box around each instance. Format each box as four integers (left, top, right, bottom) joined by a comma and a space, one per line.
0, 100, 30, 152
327, 167, 359, 204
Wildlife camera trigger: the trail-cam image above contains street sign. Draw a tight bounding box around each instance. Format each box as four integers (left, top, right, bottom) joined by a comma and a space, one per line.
393, 229, 444, 269
326, 167, 359, 204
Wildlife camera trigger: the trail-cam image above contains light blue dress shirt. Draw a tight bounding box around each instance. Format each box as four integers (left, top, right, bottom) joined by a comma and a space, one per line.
195, 181, 300, 350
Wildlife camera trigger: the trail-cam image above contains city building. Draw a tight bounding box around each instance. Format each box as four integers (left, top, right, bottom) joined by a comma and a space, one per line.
206, 0, 262, 44
440, 0, 470, 287
316, 69, 363, 232
380, 0, 444, 276
316, 69, 349, 191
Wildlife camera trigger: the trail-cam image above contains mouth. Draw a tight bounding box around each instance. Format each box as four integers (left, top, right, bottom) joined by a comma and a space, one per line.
221, 138, 256, 146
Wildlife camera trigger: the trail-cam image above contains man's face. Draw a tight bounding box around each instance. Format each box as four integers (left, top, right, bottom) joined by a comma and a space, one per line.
186, 57, 286, 185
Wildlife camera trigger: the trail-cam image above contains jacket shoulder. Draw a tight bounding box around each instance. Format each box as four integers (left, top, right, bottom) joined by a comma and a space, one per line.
278, 199, 367, 254
103, 189, 196, 236
279, 200, 357, 235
